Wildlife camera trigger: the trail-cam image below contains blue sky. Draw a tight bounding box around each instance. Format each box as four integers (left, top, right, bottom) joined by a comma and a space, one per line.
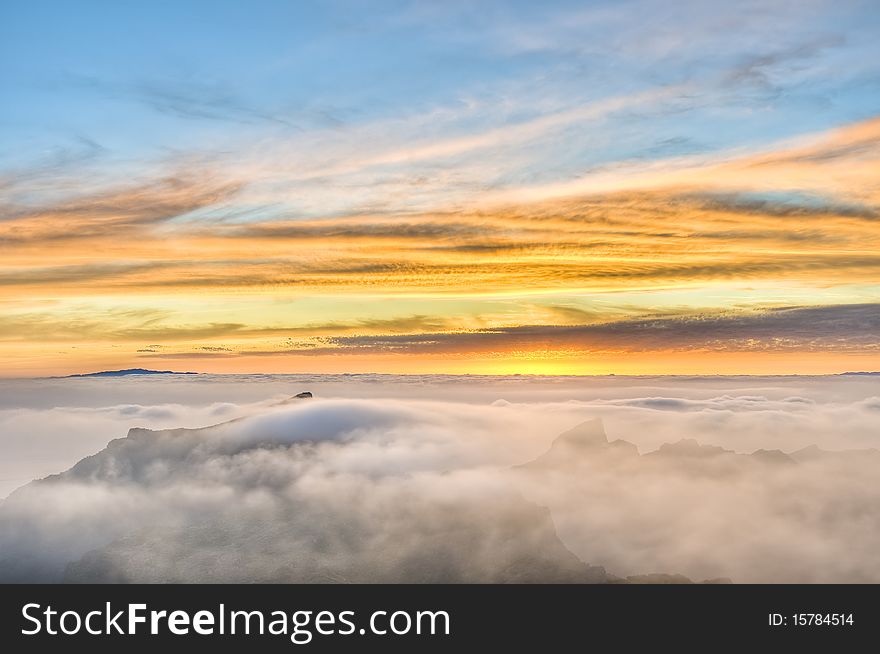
3, 0, 878, 197
2, 1, 880, 376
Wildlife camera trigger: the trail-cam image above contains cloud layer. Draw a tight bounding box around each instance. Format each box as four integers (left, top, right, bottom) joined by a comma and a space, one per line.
1, 374, 879, 583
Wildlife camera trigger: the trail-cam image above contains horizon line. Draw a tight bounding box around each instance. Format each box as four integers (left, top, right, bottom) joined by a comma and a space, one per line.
7, 369, 880, 381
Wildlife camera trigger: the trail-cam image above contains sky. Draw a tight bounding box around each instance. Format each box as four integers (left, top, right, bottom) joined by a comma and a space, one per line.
1, 0, 879, 376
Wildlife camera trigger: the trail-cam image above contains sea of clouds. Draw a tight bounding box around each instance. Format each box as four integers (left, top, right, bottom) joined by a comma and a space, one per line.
1, 373, 879, 583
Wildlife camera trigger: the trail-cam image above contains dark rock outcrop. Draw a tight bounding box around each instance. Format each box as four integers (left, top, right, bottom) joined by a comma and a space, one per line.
519, 418, 638, 470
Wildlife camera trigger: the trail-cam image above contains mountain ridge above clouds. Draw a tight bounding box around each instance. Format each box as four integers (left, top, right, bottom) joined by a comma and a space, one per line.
514, 418, 880, 583
0, 395, 605, 584
518, 417, 850, 469
1, 397, 879, 583
63, 368, 199, 378
0, 396, 727, 584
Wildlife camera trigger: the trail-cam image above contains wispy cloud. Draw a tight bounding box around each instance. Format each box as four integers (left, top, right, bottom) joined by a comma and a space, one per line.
130, 303, 880, 361
66, 72, 302, 128
2, 0, 879, 374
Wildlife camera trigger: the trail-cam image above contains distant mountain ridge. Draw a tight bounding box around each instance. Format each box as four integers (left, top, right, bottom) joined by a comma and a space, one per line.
0, 408, 724, 584
65, 368, 198, 378
2, 408, 877, 583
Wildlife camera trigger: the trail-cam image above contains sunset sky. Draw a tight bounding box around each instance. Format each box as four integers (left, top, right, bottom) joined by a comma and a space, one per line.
2, 0, 879, 376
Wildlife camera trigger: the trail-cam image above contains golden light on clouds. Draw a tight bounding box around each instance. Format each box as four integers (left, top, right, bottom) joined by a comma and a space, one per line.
2, 116, 879, 376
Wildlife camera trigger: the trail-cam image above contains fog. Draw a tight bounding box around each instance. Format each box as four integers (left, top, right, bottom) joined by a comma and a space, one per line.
0, 374, 878, 583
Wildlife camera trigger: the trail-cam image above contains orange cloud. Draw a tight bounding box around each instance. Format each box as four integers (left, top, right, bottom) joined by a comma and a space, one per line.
2, 116, 879, 374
